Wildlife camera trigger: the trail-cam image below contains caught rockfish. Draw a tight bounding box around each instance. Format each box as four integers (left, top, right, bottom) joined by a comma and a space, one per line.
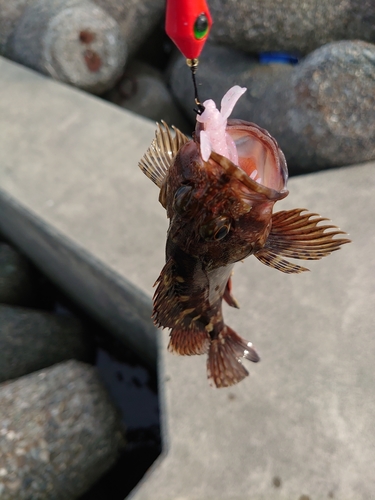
139, 86, 350, 388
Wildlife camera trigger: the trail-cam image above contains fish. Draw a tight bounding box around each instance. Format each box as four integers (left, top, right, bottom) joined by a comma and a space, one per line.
139, 85, 350, 388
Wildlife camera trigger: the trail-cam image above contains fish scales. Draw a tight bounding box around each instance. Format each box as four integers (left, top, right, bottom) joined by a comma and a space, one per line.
139, 86, 350, 388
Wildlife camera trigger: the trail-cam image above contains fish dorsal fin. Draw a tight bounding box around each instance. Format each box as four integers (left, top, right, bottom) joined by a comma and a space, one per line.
138, 121, 189, 188
254, 208, 351, 274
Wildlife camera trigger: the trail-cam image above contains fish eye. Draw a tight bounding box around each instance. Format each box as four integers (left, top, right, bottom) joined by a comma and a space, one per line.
214, 225, 230, 240
200, 216, 231, 241
173, 185, 193, 215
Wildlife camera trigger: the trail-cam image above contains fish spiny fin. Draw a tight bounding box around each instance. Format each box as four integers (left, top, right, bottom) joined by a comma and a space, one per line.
254, 209, 351, 274
153, 257, 183, 328
207, 326, 260, 388
138, 121, 189, 188
153, 258, 210, 356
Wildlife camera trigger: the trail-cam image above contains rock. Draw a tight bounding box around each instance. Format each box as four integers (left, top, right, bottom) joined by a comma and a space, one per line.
168, 43, 293, 125
0, 360, 125, 499
105, 60, 191, 133
0, 304, 94, 383
136, 19, 175, 72
251, 40, 375, 173
0, 0, 29, 54
0, 243, 34, 306
93, 0, 165, 57
208, 0, 375, 56
6, 0, 127, 94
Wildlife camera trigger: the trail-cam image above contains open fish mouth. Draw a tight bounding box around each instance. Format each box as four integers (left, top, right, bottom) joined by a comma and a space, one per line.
226, 119, 288, 194
194, 85, 288, 201
208, 146, 289, 205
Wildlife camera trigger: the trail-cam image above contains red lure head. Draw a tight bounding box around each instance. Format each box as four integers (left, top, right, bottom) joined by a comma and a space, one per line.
165, 0, 212, 60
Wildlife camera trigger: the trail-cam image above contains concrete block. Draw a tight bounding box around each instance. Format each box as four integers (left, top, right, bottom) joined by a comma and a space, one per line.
0, 56, 161, 365
0, 56, 374, 499
93, 0, 165, 56
131, 161, 375, 500
0, 360, 125, 498
6, 0, 127, 94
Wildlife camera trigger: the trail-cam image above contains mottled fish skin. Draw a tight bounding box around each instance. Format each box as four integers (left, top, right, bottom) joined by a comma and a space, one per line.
151, 120, 287, 388
139, 98, 350, 388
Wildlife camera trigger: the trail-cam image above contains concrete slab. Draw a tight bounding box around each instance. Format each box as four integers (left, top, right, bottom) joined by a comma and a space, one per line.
0, 57, 374, 499
130, 162, 375, 500
0, 56, 165, 365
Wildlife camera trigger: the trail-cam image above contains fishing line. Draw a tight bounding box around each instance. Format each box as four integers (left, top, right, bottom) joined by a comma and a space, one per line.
187, 58, 205, 115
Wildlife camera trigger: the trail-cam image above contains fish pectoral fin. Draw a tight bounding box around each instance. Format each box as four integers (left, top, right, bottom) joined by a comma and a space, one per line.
223, 276, 240, 308
254, 208, 351, 273
254, 248, 310, 274
138, 121, 189, 189
207, 326, 259, 388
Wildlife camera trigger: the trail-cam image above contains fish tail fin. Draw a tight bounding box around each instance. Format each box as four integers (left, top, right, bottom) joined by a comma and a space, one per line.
255, 209, 351, 274
207, 325, 260, 388
168, 324, 210, 356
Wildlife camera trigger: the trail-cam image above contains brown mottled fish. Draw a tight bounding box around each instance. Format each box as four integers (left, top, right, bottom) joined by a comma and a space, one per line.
139, 86, 350, 388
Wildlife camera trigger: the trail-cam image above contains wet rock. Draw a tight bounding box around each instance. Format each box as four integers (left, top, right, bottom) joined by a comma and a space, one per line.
0, 243, 34, 306
251, 41, 375, 173
0, 360, 125, 499
93, 0, 165, 57
209, 0, 375, 56
168, 43, 293, 125
106, 60, 190, 133
6, 0, 127, 94
0, 304, 94, 383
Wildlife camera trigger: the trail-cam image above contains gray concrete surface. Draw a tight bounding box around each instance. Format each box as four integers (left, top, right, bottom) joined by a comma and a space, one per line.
131, 163, 375, 500
0, 56, 161, 365
0, 57, 374, 499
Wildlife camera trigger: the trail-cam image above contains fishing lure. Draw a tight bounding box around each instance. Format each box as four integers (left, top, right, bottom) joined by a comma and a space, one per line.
139, 86, 350, 388
165, 0, 212, 60
165, 0, 212, 113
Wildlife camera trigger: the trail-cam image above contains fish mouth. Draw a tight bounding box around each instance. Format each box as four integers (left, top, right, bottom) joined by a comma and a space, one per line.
207, 119, 289, 202
195, 118, 289, 201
